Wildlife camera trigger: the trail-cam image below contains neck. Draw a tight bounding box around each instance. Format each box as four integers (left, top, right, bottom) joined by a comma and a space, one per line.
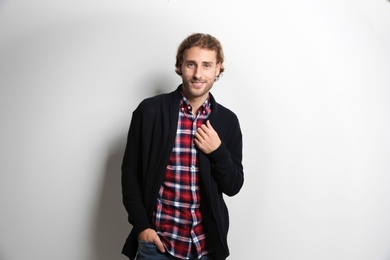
188, 97, 206, 114
181, 90, 209, 114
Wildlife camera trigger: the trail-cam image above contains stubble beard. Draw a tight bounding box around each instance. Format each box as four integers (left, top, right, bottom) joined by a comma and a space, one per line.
183, 79, 214, 101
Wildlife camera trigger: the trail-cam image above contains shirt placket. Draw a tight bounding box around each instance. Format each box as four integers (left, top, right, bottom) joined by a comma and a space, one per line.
189, 108, 206, 258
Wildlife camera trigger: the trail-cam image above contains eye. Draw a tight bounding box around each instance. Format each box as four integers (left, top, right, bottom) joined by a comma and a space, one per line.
204, 63, 212, 69
187, 62, 195, 67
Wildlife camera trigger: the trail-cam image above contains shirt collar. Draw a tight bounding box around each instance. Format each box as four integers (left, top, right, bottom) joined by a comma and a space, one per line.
180, 93, 211, 116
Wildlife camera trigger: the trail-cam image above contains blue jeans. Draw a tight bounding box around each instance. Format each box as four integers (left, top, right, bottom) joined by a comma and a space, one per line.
136, 240, 214, 260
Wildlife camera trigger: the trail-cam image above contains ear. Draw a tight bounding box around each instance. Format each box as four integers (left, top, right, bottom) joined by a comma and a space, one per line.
215, 62, 222, 77
176, 64, 183, 75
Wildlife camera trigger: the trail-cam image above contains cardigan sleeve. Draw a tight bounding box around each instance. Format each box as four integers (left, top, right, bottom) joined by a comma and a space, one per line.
207, 114, 244, 196
121, 106, 152, 236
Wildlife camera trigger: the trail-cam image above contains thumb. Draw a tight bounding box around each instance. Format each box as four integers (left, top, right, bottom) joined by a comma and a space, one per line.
206, 120, 213, 129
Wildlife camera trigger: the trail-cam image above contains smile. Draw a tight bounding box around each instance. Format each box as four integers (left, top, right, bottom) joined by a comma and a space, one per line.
191, 81, 206, 87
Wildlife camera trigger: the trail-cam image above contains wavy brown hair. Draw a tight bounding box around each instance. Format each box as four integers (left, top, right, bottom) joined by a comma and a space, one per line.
175, 33, 225, 80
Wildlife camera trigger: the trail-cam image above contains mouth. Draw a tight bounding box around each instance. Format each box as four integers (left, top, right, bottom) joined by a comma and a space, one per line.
191, 81, 206, 88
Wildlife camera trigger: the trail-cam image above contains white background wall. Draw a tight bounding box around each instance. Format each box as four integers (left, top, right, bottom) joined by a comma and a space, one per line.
1, 0, 390, 259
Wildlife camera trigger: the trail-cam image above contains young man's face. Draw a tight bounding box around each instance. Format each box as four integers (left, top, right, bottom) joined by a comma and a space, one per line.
180, 46, 221, 103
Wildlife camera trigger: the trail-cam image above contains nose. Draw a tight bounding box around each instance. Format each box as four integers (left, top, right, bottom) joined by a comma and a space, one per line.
194, 66, 202, 79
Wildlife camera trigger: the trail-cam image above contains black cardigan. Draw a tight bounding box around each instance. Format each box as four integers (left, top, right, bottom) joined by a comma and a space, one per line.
121, 85, 244, 260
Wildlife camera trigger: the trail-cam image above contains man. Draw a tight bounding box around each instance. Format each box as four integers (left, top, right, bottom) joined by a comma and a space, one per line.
121, 33, 244, 260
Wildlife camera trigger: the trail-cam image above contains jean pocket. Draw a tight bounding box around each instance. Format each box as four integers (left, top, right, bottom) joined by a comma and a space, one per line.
137, 240, 163, 258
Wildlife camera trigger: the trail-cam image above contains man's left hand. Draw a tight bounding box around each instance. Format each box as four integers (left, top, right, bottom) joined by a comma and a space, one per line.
194, 120, 221, 154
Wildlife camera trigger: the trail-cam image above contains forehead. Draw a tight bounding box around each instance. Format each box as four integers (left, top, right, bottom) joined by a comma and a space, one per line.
183, 47, 217, 62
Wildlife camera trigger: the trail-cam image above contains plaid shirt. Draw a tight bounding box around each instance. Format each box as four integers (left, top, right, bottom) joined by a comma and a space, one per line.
152, 94, 211, 259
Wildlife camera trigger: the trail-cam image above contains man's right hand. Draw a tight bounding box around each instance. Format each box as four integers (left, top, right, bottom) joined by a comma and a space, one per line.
138, 228, 166, 253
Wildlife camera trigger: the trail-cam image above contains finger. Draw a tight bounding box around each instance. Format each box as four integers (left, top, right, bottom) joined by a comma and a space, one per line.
194, 136, 204, 147
206, 120, 214, 130
196, 127, 206, 139
154, 238, 166, 253
194, 136, 208, 153
205, 120, 215, 132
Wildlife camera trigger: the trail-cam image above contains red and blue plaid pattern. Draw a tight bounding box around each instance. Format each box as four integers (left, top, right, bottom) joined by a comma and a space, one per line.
153, 94, 212, 259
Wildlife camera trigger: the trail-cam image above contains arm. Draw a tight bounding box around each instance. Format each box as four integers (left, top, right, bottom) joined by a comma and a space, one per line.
195, 119, 244, 196
122, 105, 165, 253
121, 108, 151, 236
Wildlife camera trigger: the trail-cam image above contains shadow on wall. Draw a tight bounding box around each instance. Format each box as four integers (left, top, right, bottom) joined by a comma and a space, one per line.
93, 135, 130, 260
92, 81, 176, 260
